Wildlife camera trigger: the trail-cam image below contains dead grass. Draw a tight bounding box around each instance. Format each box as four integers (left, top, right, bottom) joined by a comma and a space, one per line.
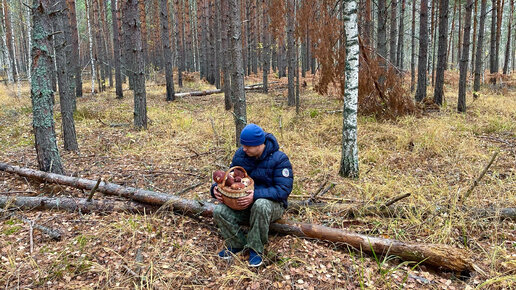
0, 72, 515, 288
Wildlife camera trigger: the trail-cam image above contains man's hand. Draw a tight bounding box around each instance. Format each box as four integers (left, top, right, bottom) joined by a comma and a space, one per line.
213, 186, 224, 203
237, 189, 254, 208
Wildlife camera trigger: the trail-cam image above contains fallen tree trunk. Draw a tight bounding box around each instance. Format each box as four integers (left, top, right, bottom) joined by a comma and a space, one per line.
0, 195, 158, 214
174, 82, 276, 98
0, 163, 474, 272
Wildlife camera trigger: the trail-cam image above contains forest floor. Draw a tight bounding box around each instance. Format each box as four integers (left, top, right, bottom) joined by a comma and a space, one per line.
0, 72, 515, 289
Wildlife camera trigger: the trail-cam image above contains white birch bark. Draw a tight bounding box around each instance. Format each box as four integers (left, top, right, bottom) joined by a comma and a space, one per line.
339, 0, 359, 178
85, 0, 96, 95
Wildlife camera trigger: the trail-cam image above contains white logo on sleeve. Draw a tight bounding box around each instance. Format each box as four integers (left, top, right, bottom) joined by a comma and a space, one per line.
282, 168, 290, 177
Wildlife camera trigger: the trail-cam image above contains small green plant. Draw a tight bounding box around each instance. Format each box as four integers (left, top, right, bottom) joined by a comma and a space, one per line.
309, 109, 319, 118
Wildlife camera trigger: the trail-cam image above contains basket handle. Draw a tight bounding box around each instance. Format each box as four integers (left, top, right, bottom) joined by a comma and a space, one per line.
222, 166, 249, 185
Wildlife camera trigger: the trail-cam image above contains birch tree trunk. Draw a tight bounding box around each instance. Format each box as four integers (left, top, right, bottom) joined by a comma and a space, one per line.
85, 0, 96, 94
160, 0, 175, 101
52, 0, 79, 151
458, 0, 473, 113
229, 0, 247, 146
30, 0, 63, 174
474, 0, 487, 95
434, 0, 450, 106
2, 0, 15, 83
339, 0, 359, 178
7, 2, 20, 95
415, 0, 429, 102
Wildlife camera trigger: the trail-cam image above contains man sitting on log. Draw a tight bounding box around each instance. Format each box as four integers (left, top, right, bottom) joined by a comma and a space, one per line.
210, 123, 294, 267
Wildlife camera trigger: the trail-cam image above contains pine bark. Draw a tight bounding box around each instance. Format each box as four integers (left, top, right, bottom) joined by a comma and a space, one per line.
471, 0, 478, 74
287, 0, 295, 106
111, 0, 123, 99
410, 0, 416, 91
434, 0, 450, 106
389, 0, 397, 65
229, 0, 247, 146
415, 0, 429, 102
30, 0, 64, 174
2, 0, 16, 82
123, 0, 147, 130
339, 0, 359, 178
458, 0, 473, 113
489, 0, 497, 83
474, 0, 487, 93
377, 0, 388, 64
396, 0, 406, 69
220, 0, 232, 110
66, 0, 82, 98
503, 0, 514, 74
262, 0, 269, 93
160, 0, 175, 101
85, 0, 96, 94
52, 0, 79, 151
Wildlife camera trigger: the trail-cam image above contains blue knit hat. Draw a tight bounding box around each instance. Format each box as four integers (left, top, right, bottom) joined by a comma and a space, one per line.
240, 124, 265, 146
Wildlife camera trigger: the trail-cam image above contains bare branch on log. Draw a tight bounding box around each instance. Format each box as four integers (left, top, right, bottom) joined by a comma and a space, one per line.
87, 178, 102, 201
0, 195, 158, 214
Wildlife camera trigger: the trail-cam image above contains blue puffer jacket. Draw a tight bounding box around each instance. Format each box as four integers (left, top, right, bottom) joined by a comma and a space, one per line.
210, 133, 293, 208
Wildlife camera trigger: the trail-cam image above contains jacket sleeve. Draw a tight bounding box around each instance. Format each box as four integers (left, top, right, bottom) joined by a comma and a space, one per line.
252, 153, 293, 202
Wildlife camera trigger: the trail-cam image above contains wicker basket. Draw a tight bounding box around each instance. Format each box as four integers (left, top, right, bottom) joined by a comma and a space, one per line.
217, 166, 254, 210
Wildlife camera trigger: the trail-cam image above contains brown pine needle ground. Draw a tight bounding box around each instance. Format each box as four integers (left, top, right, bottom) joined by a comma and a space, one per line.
0, 73, 515, 289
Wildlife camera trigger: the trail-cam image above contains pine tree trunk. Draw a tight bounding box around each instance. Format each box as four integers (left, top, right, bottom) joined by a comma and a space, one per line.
410, 0, 416, 91
214, 0, 221, 88
471, 0, 478, 74
389, 0, 397, 65
160, 0, 175, 101
229, 0, 247, 146
503, 0, 514, 74
396, 0, 406, 69
495, 0, 502, 75
458, 0, 473, 113
220, 0, 232, 110
0, 2, 13, 83
111, 0, 123, 99
52, 0, 79, 151
377, 0, 387, 64
101, 0, 113, 88
363, 0, 372, 47
415, 0, 429, 102
474, 0, 487, 93
31, 0, 64, 174
85, 0, 96, 95
2, 0, 16, 82
287, 0, 295, 106
177, 0, 185, 86
434, 0, 450, 106
262, 0, 269, 93
340, 0, 359, 178
489, 0, 497, 83
447, 1, 457, 69
92, 0, 105, 92
66, 0, 82, 98
123, 0, 147, 130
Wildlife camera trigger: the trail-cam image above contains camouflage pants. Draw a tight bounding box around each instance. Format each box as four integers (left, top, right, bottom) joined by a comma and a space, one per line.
213, 198, 285, 254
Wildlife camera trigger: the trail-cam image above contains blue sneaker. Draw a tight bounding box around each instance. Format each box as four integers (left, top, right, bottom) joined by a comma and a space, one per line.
217, 247, 243, 260
248, 250, 263, 267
